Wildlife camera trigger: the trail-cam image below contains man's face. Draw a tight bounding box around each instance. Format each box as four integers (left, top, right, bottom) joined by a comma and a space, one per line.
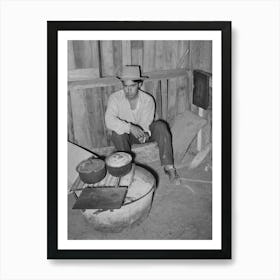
122, 80, 140, 100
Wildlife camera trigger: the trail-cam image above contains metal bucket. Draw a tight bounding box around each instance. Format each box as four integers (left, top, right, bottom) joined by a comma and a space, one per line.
79, 164, 156, 232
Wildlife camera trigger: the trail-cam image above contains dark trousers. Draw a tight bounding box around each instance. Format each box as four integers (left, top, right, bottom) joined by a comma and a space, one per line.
111, 120, 174, 166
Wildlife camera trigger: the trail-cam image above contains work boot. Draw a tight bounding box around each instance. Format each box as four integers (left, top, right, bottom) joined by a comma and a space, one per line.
164, 167, 181, 185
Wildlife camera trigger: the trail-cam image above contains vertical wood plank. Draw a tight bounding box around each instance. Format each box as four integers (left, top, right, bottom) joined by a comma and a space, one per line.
112, 40, 122, 75
188, 71, 196, 111
85, 88, 108, 148
72, 41, 94, 68
155, 41, 164, 70
100, 41, 114, 76
90, 41, 100, 76
142, 80, 153, 95
161, 79, 168, 120
68, 41, 76, 70
143, 41, 156, 72
197, 107, 204, 151
167, 78, 177, 125
190, 40, 212, 73
163, 41, 177, 69
70, 89, 92, 149
68, 90, 75, 142
155, 80, 162, 120
164, 41, 178, 124
176, 40, 190, 68
176, 76, 188, 114
122, 41, 131, 66
68, 41, 76, 143
175, 41, 191, 113
176, 41, 190, 114
131, 41, 143, 68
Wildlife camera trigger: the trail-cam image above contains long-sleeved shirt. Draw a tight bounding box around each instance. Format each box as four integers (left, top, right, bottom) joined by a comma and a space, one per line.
105, 90, 155, 135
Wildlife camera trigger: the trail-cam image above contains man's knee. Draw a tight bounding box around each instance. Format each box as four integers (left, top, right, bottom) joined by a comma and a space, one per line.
111, 131, 128, 139
150, 120, 169, 134
111, 131, 129, 142
111, 131, 131, 151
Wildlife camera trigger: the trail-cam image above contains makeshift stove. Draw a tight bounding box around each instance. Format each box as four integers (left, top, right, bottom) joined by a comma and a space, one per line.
69, 153, 156, 233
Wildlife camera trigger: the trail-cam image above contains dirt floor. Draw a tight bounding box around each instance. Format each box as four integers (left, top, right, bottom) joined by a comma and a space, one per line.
68, 156, 212, 240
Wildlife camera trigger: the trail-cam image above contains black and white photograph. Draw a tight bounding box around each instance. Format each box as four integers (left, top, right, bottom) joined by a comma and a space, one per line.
68, 40, 213, 238
48, 21, 231, 259
2, 0, 280, 278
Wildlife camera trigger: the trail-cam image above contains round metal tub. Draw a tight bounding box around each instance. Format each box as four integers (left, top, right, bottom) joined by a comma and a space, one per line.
79, 164, 156, 232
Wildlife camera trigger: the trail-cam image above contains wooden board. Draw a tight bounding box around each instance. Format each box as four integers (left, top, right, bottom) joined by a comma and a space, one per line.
68, 68, 190, 90
167, 78, 177, 125
85, 88, 108, 148
112, 41, 122, 74
68, 68, 100, 81
143, 41, 156, 72
67, 90, 75, 142
154, 80, 162, 120
161, 79, 168, 120
122, 41, 131, 66
155, 41, 164, 70
68, 41, 76, 70
171, 110, 207, 164
90, 41, 100, 70
72, 41, 94, 68
100, 41, 114, 76
176, 76, 189, 114
131, 41, 143, 67
190, 40, 212, 73
70, 88, 92, 149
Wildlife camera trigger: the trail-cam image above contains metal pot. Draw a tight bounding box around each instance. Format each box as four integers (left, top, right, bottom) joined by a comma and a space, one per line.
76, 157, 106, 184
105, 152, 132, 177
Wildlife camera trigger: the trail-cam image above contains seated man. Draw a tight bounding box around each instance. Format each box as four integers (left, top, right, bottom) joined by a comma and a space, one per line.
105, 65, 180, 184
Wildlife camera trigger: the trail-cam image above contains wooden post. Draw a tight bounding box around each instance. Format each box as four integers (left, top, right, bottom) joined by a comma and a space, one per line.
161, 79, 168, 121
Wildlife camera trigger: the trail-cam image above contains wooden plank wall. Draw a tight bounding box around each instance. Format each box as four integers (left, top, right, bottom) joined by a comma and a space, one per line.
68, 40, 212, 151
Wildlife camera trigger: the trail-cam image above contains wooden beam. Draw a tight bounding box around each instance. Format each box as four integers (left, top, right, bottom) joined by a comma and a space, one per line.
68, 68, 100, 82
69, 77, 120, 90
68, 68, 190, 90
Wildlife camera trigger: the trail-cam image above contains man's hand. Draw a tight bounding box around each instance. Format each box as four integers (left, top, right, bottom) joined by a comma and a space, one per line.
138, 132, 150, 143
130, 124, 145, 139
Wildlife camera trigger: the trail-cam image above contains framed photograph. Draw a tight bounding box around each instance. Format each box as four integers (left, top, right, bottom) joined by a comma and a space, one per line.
48, 21, 231, 259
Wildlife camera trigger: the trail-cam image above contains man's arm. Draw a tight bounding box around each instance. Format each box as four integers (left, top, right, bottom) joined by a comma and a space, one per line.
139, 97, 155, 136
105, 96, 131, 135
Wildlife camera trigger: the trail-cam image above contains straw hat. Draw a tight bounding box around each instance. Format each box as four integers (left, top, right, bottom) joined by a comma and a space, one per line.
117, 65, 148, 81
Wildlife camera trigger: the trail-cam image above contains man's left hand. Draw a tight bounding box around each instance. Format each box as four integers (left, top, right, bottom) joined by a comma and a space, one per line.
138, 132, 150, 143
